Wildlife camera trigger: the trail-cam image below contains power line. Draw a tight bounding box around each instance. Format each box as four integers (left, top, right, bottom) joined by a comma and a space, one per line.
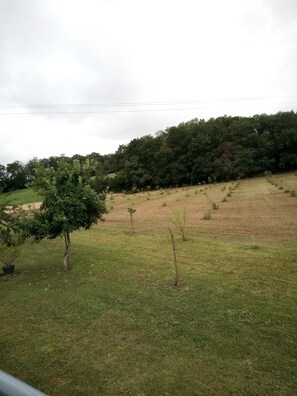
0, 95, 296, 115
1, 95, 297, 108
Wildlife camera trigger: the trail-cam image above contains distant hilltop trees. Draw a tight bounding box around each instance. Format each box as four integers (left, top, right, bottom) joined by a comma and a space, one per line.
1, 111, 296, 193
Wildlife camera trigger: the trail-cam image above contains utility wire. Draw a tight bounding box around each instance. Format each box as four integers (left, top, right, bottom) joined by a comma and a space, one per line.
0, 95, 296, 115
1, 95, 297, 108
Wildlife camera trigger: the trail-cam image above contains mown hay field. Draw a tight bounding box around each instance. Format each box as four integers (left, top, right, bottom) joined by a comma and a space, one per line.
1, 173, 297, 395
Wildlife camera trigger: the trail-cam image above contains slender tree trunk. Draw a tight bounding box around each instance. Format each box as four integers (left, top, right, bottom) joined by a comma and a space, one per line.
63, 232, 71, 272
168, 228, 180, 287
130, 213, 134, 234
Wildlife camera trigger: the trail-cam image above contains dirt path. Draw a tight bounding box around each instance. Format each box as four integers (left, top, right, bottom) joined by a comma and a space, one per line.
21, 202, 42, 210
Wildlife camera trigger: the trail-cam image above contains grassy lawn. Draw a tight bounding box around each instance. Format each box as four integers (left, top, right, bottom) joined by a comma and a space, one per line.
1, 174, 297, 395
0, 189, 42, 205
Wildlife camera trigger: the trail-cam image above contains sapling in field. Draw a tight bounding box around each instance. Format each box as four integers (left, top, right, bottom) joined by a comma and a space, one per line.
251, 234, 260, 249
168, 228, 181, 287
171, 208, 187, 241
203, 210, 212, 220
205, 192, 219, 210
211, 202, 219, 210
128, 207, 136, 234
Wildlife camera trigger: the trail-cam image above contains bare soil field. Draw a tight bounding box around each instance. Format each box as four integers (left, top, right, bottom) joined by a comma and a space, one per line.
104, 173, 297, 247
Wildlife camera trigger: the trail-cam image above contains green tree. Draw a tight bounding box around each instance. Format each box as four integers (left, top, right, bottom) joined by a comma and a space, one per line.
0, 164, 7, 192
27, 158, 107, 271
5, 161, 28, 191
0, 203, 26, 271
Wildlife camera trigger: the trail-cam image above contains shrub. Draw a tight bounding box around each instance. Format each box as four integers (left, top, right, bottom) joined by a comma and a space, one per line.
290, 191, 296, 197
263, 170, 272, 177
203, 210, 212, 220
211, 202, 219, 210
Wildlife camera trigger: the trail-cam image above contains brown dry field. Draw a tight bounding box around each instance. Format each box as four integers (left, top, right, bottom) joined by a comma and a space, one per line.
103, 173, 297, 247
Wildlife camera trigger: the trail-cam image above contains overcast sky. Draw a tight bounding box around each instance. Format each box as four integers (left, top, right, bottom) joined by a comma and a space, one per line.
0, 0, 297, 165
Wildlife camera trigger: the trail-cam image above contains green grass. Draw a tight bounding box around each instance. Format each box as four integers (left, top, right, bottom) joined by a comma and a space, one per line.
0, 189, 42, 205
1, 225, 296, 395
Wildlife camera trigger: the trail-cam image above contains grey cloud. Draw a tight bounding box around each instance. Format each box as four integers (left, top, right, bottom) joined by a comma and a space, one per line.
0, 0, 296, 164
0, 0, 140, 108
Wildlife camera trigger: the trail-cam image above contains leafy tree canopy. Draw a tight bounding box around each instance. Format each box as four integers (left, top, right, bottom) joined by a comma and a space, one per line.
27, 158, 107, 271
1, 111, 296, 193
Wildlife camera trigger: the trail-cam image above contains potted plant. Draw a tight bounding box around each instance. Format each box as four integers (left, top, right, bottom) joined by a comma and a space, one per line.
0, 244, 20, 275
0, 204, 25, 276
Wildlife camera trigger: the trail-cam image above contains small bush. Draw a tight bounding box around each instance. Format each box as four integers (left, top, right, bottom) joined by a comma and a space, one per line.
290, 191, 296, 197
227, 192, 232, 197
221, 196, 227, 202
203, 210, 212, 220
251, 245, 260, 250
162, 202, 167, 207
211, 202, 219, 210
263, 170, 272, 177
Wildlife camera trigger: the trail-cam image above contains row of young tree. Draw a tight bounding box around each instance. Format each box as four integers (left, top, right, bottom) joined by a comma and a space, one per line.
1, 111, 297, 193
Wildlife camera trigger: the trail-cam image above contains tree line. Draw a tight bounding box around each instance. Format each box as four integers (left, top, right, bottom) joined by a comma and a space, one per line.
1, 111, 297, 193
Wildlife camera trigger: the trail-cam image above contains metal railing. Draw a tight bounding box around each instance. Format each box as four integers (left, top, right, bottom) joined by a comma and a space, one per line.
0, 370, 47, 396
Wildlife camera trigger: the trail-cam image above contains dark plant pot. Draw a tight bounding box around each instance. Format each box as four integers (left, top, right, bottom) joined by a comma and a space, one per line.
2, 264, 15, 276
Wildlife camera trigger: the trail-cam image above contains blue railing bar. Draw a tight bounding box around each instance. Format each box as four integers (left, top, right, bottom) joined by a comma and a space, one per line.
0, 370, 47, 396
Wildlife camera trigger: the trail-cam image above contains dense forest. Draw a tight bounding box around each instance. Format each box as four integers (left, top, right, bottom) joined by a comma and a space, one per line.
1, 111, 297, 193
